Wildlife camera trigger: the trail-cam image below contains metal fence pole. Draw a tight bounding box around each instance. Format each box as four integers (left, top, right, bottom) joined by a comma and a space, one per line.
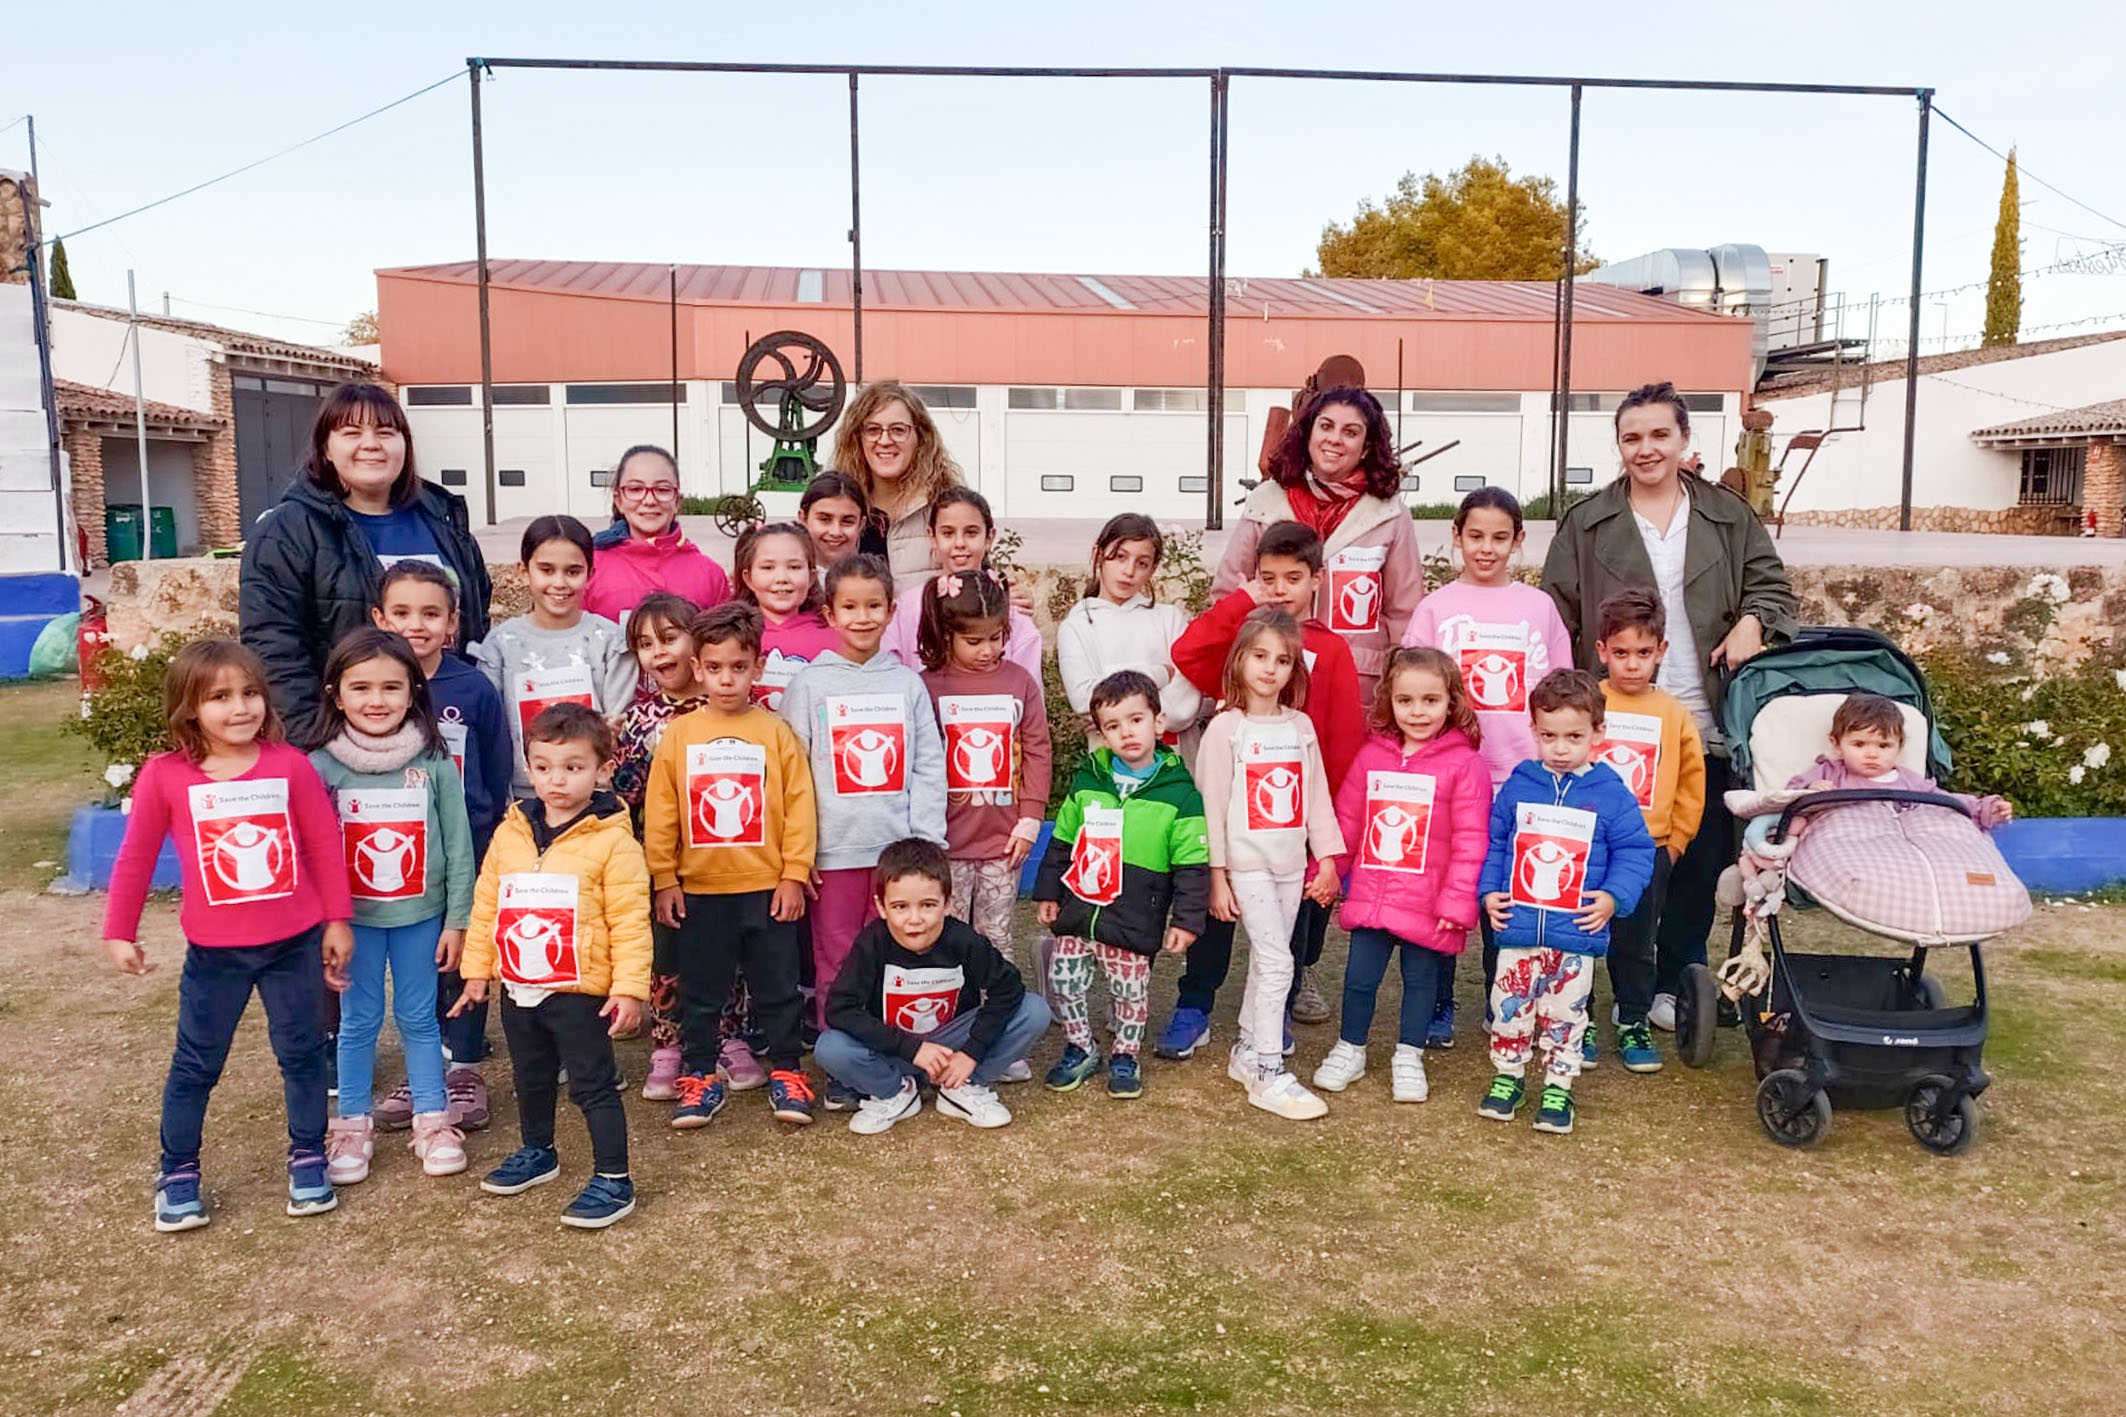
468, 60, 497, 525
1205, 72, 1228, 531
849, 72, 864, 385
1898, 91, 1932, 532
1553, 83, 1582, 512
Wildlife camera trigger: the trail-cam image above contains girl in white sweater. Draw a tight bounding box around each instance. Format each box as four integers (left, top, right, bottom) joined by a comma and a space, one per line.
1055, 515, 1203, 763
1199, 607, 1346, 1121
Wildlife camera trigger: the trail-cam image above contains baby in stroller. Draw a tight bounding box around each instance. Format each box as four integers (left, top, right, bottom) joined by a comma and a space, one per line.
1788, 693, 2012, 825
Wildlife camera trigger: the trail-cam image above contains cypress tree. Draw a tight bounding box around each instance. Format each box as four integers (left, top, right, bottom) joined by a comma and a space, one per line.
49, 238, 75, 301
1982, 150, 2021, 348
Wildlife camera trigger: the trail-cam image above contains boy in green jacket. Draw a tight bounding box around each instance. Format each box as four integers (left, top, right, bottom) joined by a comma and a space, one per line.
1033, 670, 1210, 1099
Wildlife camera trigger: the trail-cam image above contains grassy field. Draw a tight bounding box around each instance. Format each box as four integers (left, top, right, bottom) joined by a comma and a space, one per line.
0, 680, 101, 893
0, 685, 2119, 1416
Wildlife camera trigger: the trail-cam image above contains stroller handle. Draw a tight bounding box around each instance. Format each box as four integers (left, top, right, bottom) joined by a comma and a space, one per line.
1769, 788, 1978, 846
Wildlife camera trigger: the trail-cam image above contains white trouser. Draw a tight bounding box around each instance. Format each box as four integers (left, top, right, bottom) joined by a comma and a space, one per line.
1230, 870, 1302, 1072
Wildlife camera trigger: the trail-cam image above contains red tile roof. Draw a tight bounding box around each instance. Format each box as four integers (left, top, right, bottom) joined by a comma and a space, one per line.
55, 379, 225, 431
1971, 397, 2126, 443
55, 300, 378, 372
381, 259, 1731, 323
1757, 330, 2126, 401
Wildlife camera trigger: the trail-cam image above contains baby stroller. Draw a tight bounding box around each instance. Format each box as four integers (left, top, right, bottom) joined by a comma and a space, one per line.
1674, 628, 2028, 1154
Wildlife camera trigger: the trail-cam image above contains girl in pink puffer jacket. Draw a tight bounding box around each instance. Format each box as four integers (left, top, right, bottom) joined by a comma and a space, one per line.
1315, 647, 1493, 1104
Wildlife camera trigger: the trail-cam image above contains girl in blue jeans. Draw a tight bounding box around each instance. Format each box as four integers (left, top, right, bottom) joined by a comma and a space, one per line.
306, 629, 477, 1183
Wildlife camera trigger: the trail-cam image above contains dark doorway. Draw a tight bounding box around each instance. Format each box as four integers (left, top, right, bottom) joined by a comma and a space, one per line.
231, 374, 333, 528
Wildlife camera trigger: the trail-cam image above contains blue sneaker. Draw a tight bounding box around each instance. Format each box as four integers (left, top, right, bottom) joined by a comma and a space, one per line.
1534, 1084, 1577, 1135
561, 1173, 635, 1229
766, 1069, 817, 1125
1045, 1043, 1100, 1092
1616, 1022, 1663, 1074
670, 1073, 727, 1129
481, 1145, 561, 1195
1153, 1008, 1210, 1060
1426, 999, 1456, 1050
285, 1150, 338, 1217
1106, 1054, 1144, 1099
154, 1165, 209, 1232
1580, 1029, 1600, 1070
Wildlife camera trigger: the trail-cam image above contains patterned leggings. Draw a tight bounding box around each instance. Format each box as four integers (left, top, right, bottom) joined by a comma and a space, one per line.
1048, 936, 1152, 1057
952, 857, 1038, 996
1488, 945, 1595, 1088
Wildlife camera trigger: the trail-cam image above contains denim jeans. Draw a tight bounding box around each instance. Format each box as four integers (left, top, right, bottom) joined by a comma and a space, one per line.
159, 928, 328, 1174
816, 994, 1052, 1100
339, 916, 448, 1117
1341, 927, 1448, 1049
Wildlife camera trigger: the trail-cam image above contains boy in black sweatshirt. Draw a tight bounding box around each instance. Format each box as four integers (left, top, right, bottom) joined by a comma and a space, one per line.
817, 838, 1052, 1134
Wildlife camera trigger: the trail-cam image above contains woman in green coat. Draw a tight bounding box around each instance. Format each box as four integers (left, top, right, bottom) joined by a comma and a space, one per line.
1540, 382, 1798, 1031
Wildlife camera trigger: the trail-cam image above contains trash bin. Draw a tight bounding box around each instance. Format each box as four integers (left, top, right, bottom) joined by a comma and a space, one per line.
104, 505, 178, 562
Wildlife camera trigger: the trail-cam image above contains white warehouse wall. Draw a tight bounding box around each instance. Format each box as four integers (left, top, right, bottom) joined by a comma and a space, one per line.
1761, 338, 2126, 514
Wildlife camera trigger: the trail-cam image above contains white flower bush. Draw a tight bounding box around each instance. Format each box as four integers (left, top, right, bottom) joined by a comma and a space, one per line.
2026, 572, 2071, 606
2085, 743, 2112, 771
103, 763, 134, 790
2070, 765, 2087, 786
1985, 651, 2011, 665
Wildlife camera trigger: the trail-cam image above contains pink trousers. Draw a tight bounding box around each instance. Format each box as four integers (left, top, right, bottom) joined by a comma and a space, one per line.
810, 868, 879, 1028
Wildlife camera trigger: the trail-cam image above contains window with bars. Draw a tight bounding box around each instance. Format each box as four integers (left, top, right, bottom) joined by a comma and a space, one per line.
2018, 446, 2086, 506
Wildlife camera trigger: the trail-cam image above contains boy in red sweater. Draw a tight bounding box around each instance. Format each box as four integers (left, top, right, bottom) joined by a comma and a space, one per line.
1160, 521, 1365, 1060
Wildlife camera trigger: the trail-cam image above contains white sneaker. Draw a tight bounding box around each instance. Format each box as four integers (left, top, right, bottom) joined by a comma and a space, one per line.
1227, 1041, 1258, 1086
1246, 1068, 1329, 1120
1391, 1044, 1429, 1103
325, 1115, 373, 1185
1312, 1040, 1367, 1092
1648, 993, 1679, 1032
848, 1078, 922, 1135
937, 1081, 1013, 1128
999, 1058, 1034, 1084
410, 1111, 467, 1177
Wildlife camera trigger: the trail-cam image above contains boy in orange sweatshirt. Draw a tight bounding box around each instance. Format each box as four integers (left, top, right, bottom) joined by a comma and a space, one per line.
1163, 520, 1365, 1059
1590, 587, 1705, 1073
644, 602, 820, 1128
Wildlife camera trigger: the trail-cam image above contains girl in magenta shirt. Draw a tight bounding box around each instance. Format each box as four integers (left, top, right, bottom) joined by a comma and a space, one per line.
737, 521, 840, 712
102, 639, 354, 1232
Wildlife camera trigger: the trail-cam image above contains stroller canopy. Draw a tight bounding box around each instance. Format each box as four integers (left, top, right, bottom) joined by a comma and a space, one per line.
1721, 628, 1953, 787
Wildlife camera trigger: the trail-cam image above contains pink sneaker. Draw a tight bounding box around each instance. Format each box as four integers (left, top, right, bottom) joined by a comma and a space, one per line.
642, 1046, 682, 1101
445, 1066, 490, 1131
720, 1038, 767, 1091
326, 1115, 373, 1185
372, 1080, 415, 1131
410, 1111, 467, 1177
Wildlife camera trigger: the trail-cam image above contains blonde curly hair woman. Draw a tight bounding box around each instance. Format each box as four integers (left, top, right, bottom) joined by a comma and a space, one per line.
831, 380, 964, 585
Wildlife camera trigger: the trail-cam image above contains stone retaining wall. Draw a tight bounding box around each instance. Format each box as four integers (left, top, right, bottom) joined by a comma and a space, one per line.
104, 555, 2123, 674
1780, 505, 2074, 536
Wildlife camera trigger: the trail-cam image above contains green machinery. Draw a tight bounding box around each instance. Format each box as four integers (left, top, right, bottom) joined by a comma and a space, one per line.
711, 329, 848, 536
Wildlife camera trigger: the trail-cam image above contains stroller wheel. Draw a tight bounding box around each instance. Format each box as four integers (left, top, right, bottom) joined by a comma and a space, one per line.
1905, 1074, 1979, 1155
1676, 963, 1718, 1069
1755, 1069, 1832, 1149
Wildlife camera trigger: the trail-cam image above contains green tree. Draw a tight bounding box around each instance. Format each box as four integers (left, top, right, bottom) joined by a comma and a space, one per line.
1983, 149, 2021, 348
342, 309, 380, 345
1313, 156, 1598, 281
48, 238, 75, 301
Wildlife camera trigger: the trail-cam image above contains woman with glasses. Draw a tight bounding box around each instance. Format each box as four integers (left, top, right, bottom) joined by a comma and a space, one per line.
583, 444, 732, 625
830, 381, 966, 586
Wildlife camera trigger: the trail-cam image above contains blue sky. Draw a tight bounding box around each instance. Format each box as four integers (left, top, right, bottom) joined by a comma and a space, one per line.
13, 1, 2125, 354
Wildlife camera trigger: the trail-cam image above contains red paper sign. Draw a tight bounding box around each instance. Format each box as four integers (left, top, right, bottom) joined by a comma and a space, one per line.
1241, 722, 1307, 832
339, 786, 428, 902
188, 779, 298, 906
1508, 803, 1597, 912
1326, 545, 1387, 633
940, 693, 1017, 793
1061, 804, 1125, 906
1359, 771, 1436, 875
686, 739, 767, 849
752, 648, 808, 711
494, 873, 581, 988
827, 693, 907, 795
1593, 711, 1664, 810
516, 659, 596, 736
882, 962, 964, 1036
438, 715, 469, 778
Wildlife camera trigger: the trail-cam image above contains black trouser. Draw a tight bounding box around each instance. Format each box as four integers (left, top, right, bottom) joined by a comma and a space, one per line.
1607, 849, 1676, 1025
499, 991, 628, 1175
1654, 753, 1733, 996
676, 889, 803, 1075
1283, 899, 1330, 1011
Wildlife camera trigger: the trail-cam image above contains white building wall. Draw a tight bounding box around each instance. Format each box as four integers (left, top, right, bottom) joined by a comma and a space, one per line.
0, 283, 69, 574
50, 306, 216, 413
1762, 339, 2126, 514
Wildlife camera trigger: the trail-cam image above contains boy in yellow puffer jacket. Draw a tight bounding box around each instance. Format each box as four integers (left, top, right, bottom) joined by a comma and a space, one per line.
456, 704, 651, 1228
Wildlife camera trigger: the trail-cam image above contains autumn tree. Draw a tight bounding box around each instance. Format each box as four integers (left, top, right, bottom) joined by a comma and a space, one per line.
342, 309, 380, 345
1983, 149, 2021, 348
48, 238, 75, 301
1313, 156, 1597, 281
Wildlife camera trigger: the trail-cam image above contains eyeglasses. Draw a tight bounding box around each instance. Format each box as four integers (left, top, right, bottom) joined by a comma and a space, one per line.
616, 483, 679, 503
861, 422, 915, 443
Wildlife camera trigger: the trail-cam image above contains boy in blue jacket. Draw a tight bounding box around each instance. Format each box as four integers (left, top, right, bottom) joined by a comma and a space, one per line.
1478, 669, 1655, 1135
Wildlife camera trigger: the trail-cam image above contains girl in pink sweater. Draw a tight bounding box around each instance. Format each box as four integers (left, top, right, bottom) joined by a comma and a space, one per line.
1315, 648, 1492, 1104
102, 639, 355, 1232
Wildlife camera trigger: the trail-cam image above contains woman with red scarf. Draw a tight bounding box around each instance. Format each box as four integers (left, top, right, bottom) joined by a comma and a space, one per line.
1212, 386, 1421, 699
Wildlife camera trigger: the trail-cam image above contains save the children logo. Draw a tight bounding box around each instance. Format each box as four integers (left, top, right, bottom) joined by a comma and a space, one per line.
1061, 804, 1125, 906
882, 962, 963, 1036
1242, 723, 1305, 831
940, 694, 1016, 794
685, 739, 766, 848
1509, 803, 1597, 912
1448, 621, 1537, 712
1360, 771, 1436, 874
516, 656, 596, 735
188, 779, 297, 906
494, 873, 581, 988
1592, 711, 1663, 809
338, 786, 428, 901
827, 694, 906, 794
1326, 545, 1387, 633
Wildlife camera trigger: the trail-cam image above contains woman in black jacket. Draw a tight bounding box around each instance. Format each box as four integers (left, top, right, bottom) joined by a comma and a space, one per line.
239, 384, 491, 733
